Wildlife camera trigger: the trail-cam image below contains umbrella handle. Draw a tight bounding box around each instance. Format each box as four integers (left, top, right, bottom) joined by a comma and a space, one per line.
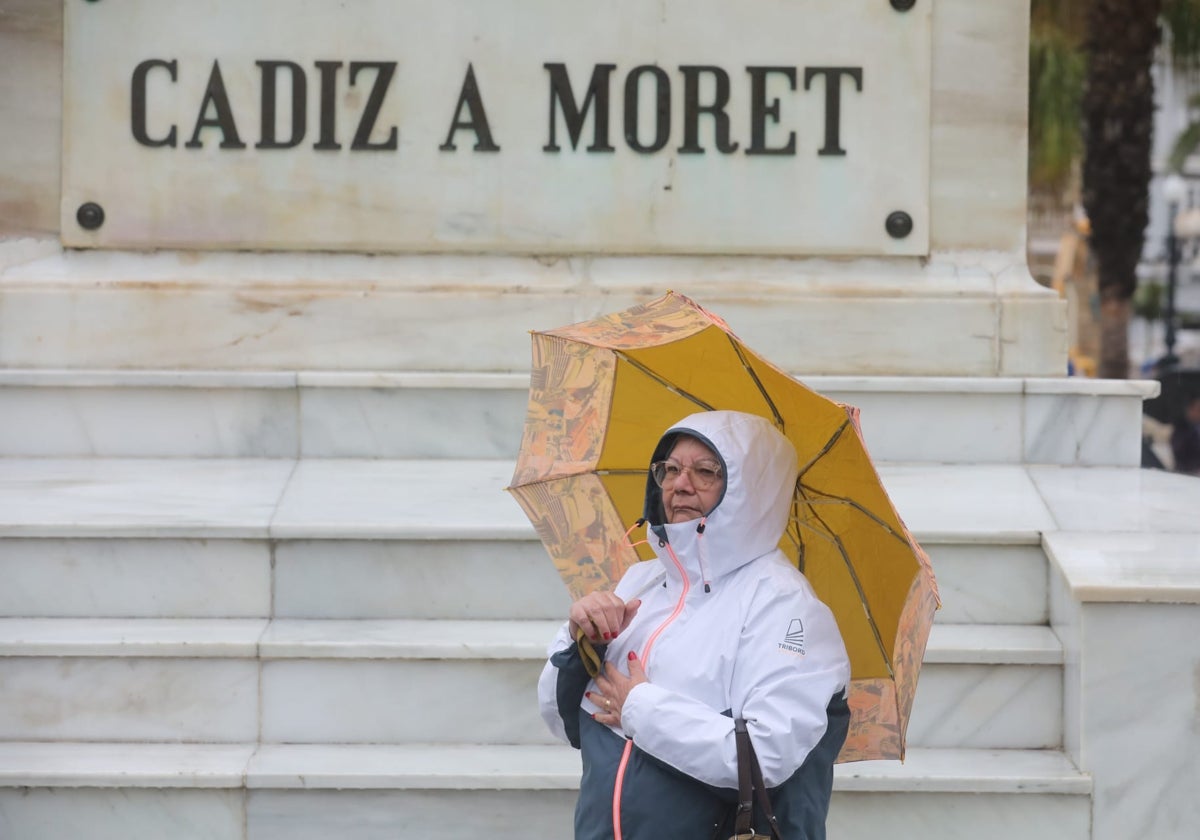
573, 624, 604, 678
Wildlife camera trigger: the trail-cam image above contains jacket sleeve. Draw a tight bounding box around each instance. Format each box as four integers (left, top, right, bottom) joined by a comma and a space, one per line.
538, 622, 606, 748
537, 565, 657, 746
619, 578, 850, 789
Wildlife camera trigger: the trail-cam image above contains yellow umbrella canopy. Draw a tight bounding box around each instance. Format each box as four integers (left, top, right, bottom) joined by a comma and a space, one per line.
508, 291, 939, 762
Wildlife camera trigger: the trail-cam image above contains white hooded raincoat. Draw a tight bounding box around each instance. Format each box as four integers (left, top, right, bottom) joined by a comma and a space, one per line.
538, 411, 851, 840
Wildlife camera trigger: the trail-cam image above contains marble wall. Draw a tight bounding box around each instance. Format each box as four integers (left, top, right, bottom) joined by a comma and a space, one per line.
0, 1, 1064, 374
0, 0, 61, 236
1048, 533, 1200, 839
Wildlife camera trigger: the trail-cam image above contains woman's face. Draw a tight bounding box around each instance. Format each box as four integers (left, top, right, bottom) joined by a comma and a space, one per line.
661, 436, 725, 523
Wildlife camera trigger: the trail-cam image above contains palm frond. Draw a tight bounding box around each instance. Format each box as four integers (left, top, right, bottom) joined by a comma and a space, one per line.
1032, 0, 1089, 36
1168, 121, 1200, 171
1030, 23, 1087, 189
1164, 0, 1200, 67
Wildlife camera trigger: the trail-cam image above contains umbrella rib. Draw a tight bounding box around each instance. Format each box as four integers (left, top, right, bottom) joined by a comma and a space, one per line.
797, 420, 850, 476
507, 464, 593, 487
797, 485, 911, 546
513, 468, 647, 490
793, 486, 895, 680
613, 351, 716, 411
726, 335, 784, 429
788, 497, 806, 571
782, 522, 805, 571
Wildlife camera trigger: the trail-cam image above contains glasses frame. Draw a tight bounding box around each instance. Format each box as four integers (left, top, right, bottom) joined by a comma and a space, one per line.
650, 459, 725, 491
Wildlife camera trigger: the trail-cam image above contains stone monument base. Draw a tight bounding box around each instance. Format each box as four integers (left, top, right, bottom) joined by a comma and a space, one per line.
0, 241, 1066, 377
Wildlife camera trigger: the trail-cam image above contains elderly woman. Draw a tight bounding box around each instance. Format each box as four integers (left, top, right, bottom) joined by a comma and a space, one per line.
538, 410, 851, 840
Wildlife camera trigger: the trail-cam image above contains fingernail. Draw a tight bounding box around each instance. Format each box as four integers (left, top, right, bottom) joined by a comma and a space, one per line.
628, 651, 637, 660
591, 713, 596, 720
603, 632, 611, 640
584, 691, 592, 699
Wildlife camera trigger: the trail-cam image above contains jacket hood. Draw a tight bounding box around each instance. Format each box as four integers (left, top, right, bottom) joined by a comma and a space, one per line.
643, 410, 798, 585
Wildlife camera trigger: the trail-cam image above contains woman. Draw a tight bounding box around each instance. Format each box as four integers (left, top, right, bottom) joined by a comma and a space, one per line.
538, 410, 851, 839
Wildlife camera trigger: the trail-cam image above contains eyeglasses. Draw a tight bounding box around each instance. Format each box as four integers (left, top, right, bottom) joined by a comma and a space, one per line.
650, 459, 724, 491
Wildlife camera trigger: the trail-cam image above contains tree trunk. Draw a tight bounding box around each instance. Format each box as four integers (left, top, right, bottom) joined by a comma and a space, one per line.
1098, 288, 1133, 378
1081, 0, 1161, 379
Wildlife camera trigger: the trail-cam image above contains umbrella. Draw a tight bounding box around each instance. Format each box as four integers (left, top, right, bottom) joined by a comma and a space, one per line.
507, 291, 939, 762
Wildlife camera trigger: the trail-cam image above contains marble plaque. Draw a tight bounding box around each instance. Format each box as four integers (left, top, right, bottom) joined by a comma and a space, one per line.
62, 0, 931, 255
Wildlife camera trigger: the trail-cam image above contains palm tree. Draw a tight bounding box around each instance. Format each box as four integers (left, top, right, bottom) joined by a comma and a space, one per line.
1028, 0, 1200, 378
1080, 0, 1162, 378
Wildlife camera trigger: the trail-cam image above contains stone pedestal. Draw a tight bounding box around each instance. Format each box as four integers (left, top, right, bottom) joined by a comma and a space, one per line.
4, 2, 1198, 840
1, 0, 1064, 378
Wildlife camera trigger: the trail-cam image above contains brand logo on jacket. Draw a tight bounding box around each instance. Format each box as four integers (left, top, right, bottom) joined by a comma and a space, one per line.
778, 618, 806, 655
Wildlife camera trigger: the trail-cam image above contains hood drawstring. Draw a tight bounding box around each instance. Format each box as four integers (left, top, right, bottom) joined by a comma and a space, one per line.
624, 518, 647, 545
697, 516, 711, 593
618, 519, 649, 580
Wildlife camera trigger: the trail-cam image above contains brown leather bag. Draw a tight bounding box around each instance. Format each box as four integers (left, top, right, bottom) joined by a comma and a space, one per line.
728, 718, 784, 840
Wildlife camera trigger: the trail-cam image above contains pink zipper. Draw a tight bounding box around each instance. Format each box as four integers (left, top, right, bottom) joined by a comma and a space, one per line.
612, 540, 690, 840
612, 740, 633, 839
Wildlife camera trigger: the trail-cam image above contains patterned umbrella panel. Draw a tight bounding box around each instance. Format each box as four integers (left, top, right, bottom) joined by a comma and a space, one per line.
508, 291, 940, 762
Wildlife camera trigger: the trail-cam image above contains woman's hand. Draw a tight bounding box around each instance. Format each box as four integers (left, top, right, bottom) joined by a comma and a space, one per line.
569, 591, 641, 643
589, 651, 648, 727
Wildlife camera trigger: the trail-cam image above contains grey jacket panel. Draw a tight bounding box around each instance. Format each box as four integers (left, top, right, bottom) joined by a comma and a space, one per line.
575, 711, 732, 840
572, 693, 849, 840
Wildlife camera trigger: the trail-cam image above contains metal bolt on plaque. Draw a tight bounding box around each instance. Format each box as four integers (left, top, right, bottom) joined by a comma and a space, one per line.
885, 211, 913, 239
891, 0, 917, 11
76, 202, 106, 231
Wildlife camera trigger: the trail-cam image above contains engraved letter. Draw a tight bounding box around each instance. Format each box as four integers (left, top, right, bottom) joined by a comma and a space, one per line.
746, 67, 796, 156
131, 58, 178, 148
313, 61, 342, 150
185, 61, 246, 149
256, 60, 307, 149
440, 64, 500, 151
623, 65, 670, 154
544, 63, 616, 152
678, 66, 738, 154
349, 61, 399, 151
804, 67, 863, 156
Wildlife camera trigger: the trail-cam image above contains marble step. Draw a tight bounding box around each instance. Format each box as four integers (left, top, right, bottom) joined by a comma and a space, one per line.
0, 741, 1092, 840
0, 619, 1062, 750
0, 457, 1100, 623
0, 369, 1154, 466
0, 535, 1043, 625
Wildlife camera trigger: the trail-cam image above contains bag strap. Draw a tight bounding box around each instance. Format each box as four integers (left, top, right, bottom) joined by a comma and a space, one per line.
733, 718, 784, 840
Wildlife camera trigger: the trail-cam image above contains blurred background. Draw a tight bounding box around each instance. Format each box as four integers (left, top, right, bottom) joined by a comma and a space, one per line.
1026, 0, 1200, 472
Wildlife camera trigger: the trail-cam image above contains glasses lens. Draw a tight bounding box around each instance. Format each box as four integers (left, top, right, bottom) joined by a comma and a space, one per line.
650, 461, 675, 488
650, 461, 721, 489
691, 463, 721, 489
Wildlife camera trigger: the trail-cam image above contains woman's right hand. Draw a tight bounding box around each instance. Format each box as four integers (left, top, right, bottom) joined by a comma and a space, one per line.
569, 591, 641, 643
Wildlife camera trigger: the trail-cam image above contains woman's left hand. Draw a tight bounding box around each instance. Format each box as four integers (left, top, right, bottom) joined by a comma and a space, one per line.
588, 651, 648, 727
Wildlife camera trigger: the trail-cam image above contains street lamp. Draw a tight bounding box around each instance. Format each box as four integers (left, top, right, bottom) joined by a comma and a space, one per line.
1162, 173, 1188, 369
